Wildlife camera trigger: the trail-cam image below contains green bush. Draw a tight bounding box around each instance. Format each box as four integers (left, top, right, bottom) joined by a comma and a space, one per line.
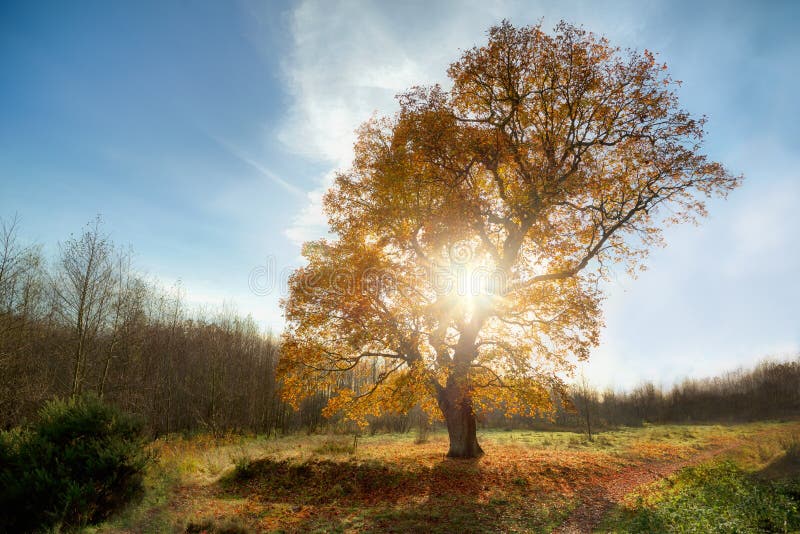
0, 395, 150, 532
621, 462, 800, 533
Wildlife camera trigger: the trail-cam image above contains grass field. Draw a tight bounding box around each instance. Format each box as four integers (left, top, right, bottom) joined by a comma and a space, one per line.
92, 421, 800, 533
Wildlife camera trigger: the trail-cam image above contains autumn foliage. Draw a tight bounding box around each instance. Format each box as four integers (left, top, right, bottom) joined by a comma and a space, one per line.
279, 21, 739, 457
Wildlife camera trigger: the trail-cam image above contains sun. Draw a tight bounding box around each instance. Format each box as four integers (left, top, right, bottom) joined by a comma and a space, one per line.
438, 246, 503, 316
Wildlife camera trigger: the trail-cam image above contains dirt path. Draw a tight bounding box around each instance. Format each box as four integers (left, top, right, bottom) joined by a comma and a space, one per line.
554, 444, 733, 534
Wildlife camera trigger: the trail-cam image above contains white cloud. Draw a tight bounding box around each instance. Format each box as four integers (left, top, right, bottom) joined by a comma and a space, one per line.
277, 1, 457, 244
276, 0, 657, 247
278, 3, 432, 166
284, 184, 330, 247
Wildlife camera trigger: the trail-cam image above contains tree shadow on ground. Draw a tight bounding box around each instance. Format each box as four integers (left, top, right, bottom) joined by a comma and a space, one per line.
208, 456, 562, 533
756, 444, 800, 481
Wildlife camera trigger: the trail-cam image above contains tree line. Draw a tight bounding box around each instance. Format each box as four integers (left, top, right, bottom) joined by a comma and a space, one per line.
1, 215, 796, 436
0, 216, 288, 434
565, 357, 800, 432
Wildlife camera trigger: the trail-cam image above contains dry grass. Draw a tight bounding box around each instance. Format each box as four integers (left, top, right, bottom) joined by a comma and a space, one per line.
93, 421, 800, 533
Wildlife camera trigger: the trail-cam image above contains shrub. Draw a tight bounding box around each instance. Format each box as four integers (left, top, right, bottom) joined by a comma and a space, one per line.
0, 395, 150, 532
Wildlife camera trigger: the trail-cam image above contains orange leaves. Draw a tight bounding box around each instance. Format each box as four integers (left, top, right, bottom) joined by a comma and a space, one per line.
279, 20, 739, 430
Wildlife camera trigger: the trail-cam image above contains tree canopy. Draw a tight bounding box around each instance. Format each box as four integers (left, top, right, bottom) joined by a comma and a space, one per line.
279, 21, 740, 457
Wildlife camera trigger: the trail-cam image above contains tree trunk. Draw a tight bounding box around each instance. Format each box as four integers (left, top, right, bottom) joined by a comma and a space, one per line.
438, 382, 483, 458
584, 401, 593, 441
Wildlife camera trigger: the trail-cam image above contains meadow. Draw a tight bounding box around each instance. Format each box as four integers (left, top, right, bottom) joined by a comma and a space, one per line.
93, 421, 800, 533
4, 6, 799, 534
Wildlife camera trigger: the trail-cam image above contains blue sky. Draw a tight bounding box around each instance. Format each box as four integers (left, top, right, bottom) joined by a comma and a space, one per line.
1, 0, 798, 388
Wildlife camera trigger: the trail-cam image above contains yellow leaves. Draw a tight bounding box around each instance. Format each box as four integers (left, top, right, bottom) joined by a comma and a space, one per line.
278, 19, 739, 430
322, 389, 357, 420
472, 372, 556, 419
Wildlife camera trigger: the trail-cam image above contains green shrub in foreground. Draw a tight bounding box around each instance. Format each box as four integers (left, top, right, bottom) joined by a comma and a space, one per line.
622, 461, 800, 533
0, 395, 150, 532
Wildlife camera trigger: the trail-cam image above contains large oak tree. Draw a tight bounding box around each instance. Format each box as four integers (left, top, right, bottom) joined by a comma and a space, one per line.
279, 21, 739, 458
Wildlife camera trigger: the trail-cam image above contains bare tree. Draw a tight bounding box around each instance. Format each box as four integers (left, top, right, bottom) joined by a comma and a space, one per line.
573, 369, 597, 441
98, 248, 144, 399
0, 215, 43, 317
53, 217, 115, 397
0, 216, 47, 422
